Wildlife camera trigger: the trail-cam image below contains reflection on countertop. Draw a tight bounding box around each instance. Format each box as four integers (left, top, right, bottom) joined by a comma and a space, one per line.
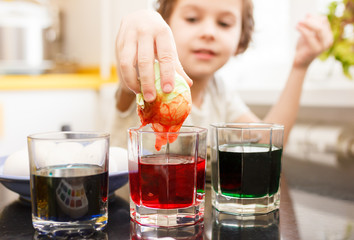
290, 189, 354, 240
284, 156, 354, 240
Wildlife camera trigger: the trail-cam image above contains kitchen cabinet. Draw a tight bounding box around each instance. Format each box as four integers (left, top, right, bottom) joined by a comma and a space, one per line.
0, 73, 118, 156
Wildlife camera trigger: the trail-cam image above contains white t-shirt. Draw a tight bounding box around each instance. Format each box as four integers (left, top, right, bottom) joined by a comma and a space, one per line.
110, 76, 250, 148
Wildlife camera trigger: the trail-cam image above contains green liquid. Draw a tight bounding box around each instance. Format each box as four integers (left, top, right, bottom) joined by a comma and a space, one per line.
218, 144, 282, 198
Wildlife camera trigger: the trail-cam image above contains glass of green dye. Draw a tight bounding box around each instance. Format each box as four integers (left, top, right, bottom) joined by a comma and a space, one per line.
210, 123, 284, 215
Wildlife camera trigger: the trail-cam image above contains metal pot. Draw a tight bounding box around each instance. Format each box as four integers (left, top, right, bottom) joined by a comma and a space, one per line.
0, 1, 59, 74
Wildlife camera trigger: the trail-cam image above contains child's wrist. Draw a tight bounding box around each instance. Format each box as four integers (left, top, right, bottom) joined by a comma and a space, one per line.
292, 60, 311, 70
291, 63, 310, 76
116, 84, 135, 99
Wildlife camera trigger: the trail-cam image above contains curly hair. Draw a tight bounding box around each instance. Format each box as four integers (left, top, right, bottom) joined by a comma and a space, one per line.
155, 0, 254, 54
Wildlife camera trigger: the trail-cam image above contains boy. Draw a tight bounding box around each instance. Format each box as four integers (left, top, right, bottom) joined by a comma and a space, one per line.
112, 0, 333, 148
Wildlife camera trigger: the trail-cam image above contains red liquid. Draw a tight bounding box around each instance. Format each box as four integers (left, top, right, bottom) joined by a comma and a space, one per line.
129, 154, 206, 209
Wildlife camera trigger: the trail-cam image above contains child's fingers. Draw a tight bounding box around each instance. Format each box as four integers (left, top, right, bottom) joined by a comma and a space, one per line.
297, 24, 322, 53
116, 10, 192, 100
155, 27, 177, 93
137, 34, 156, 102
298, 15, 333, 49
319, 18, 334, 48
156, 28, 193, 88
117, 30, 140, 94
297, 22, 324, 43
298, 15, 323, 32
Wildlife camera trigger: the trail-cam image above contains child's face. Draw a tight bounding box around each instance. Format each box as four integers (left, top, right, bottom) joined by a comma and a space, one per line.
169, 0, 242, 80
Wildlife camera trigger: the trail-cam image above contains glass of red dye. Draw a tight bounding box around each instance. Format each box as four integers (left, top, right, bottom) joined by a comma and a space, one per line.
128, 126, 208, 227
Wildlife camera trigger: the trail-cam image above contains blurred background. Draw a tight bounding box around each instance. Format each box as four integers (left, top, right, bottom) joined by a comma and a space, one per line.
0, 0, 353, 158
0, 0, 353, 239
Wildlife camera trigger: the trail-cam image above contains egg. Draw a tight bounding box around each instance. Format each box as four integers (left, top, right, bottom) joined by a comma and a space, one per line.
3, 148, 29, 176
136, 61, 192, 151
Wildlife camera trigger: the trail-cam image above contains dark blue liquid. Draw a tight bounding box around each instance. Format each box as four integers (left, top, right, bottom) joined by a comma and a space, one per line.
31, 164, 108, 222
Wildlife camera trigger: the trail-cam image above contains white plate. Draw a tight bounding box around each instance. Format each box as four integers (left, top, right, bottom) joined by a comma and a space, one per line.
0, 156, 128, 201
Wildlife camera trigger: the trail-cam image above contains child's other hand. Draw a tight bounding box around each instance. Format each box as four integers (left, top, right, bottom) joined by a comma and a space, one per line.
293, 14, 333, 68
116, 10, 192, 102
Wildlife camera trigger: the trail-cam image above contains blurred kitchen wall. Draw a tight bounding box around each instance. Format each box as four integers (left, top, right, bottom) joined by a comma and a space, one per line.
217, 0, 354, 124
52, 0, 150, 67
53, 0, 353, 134
0, 0, 151, 156
2, 0, 352, 158
49, 0, 353, 84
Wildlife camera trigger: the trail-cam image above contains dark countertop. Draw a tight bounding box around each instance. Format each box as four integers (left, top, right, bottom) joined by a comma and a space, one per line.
0, 156, 353, 240
283, 156, 354, 240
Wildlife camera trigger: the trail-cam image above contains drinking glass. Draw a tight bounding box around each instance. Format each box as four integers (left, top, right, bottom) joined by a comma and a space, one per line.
128, 126, 207, 227
210, 123, 284, 215
28, 132, 109, 237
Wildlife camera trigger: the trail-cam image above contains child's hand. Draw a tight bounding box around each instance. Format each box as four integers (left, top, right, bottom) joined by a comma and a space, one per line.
293, 14, 333, 68
116, 10, 192, 102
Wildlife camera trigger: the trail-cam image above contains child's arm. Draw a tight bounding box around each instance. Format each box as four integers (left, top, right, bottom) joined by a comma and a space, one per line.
115, 10, 192, 111
236, 15, 333, 145
263, 14, 333, 144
